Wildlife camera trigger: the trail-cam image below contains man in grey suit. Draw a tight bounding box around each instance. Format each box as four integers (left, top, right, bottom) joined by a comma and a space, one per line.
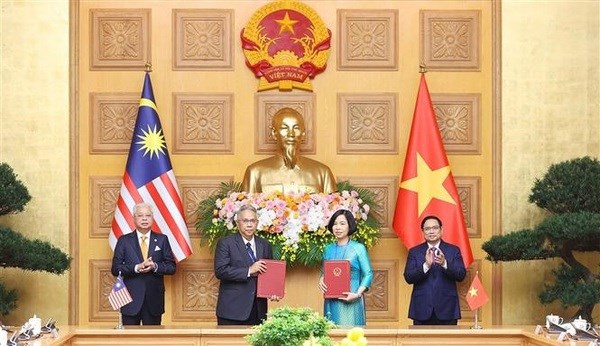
214, 204, 274, 325
111, 202, 176, 325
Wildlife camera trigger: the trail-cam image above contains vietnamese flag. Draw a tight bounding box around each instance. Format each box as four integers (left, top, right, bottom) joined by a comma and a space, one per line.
392, 74, 473, 268
466, 274, 489, 310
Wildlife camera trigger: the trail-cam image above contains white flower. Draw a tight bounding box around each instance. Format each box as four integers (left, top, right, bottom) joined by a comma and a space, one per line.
306, 206, 325, 232
257, 208, 277, 230
282, 216, 301, 249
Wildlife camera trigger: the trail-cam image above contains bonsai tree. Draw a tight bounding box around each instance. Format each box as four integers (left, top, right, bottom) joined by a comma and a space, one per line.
0, 163, 71, 317
482, 156, 600, 322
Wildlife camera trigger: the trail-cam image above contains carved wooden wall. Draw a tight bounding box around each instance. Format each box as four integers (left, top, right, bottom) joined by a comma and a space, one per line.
76, 1, 493, 326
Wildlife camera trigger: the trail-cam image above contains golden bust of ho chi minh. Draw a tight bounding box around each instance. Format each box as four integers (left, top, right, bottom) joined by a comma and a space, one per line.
242, 107, 337, 194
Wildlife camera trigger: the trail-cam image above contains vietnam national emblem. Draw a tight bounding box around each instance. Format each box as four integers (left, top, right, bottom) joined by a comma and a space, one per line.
241, 0, 331, 92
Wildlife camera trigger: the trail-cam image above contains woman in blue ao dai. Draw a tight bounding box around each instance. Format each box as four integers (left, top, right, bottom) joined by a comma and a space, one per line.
319, 209, 373, 326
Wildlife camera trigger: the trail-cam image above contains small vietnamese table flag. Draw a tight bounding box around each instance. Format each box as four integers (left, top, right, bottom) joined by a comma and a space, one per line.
392, 73, 473, 268
108, 72, 193, 262
466, 274, 489, 310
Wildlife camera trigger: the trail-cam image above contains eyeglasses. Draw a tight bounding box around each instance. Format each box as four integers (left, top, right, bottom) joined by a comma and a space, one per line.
423, 225, 441, 232
239, 219, 257, 224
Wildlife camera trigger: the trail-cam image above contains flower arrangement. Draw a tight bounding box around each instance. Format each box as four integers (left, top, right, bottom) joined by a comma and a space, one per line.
196, 181, 381, 267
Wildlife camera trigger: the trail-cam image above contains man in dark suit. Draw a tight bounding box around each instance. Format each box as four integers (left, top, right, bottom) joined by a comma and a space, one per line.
403, 215, 466, 325
111, 202, 176, 325
214, 204, 274, 325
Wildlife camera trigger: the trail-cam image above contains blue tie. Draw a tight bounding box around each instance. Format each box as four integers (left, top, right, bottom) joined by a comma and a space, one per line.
246, 242, 256, 262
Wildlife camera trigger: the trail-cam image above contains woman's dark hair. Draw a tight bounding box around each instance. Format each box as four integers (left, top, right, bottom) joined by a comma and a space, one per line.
326, 209, 358, 236
420, 215, 442, 230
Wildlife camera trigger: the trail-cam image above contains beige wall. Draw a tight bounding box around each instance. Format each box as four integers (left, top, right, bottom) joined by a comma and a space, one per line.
0, 1, 70, 325
0, 0, 598, 327
502, 0, 599, 324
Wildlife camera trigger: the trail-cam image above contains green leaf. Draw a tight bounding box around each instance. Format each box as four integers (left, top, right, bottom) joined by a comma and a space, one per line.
0, 162, 32, 216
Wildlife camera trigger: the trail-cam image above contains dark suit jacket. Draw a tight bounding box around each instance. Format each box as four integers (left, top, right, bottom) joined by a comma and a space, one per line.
403, 240, 466, 321
214, 232, 273, 322
111, 230, 176, 317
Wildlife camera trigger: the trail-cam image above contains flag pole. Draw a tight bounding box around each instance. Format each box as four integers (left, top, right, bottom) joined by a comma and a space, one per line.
115, 271, 124, 330
471, 270, 483, 329
471, 308, 482, 329
115, 309, 124, 330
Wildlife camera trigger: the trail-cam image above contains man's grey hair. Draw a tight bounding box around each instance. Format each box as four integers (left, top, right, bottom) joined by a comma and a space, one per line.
235, 204, 257, 220
132, 202, 154, 215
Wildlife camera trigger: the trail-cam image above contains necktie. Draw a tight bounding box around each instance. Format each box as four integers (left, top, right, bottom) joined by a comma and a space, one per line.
141, 235, 148, 261
246, 242, 256, 262
429, 247, 437, 265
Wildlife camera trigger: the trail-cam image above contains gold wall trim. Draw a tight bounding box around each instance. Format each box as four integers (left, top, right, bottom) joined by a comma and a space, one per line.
69, 0, 80, 326
491, 0, 503, 325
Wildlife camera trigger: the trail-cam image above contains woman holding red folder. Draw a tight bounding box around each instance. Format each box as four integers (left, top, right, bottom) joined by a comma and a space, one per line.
318, 209, 373, 326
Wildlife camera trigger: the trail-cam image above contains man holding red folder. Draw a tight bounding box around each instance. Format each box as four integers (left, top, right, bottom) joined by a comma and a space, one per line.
214, 205, 275, 325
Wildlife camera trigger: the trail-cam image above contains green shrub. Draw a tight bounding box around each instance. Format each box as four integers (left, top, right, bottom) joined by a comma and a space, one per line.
482, 156, 599, 321
0, 163, 71, 317
246, 306, 335, 346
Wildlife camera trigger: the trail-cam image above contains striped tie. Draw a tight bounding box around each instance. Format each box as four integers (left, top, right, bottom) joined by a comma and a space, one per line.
246, 242, 256, 262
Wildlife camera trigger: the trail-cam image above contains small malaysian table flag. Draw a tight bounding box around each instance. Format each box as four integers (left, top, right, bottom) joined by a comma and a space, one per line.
108, 275, 133, 310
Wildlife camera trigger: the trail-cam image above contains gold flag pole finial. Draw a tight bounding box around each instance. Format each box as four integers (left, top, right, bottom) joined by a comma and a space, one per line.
145, 62, 152, 73
419, 62, 427, 74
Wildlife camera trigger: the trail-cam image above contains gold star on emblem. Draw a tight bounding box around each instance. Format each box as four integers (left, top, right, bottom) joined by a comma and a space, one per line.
275, 12, 298, 35
400, 153, 456, 215
468, 286, 478, 297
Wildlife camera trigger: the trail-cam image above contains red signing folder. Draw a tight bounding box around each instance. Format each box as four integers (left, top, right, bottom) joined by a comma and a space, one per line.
257, 259, 286, 298
323, 260, 350, 298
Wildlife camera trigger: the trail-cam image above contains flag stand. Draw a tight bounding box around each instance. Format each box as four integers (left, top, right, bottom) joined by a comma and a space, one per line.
115, 310, 124, 330
471, 308, 482, 329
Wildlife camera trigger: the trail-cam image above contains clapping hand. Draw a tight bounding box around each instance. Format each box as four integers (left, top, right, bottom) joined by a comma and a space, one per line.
425, 248, 435, 268
433, 250, 446, 266
139, 257, 156, 273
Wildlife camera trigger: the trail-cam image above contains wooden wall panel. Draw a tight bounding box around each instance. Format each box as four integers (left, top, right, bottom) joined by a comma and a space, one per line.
172, 9, 234, 70
89, 260, 116, 322
90, 9, 151, 70
337, 93, 398, 154
420, 10, 481, 71
431, 93, 481, 155
337, 9, 398, 70
76, 1, 494, 327
337, 176, 398, 236
172, 260, 219, 322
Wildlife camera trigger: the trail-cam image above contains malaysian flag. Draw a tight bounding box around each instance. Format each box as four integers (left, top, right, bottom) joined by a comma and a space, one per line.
108, 72, 193, 262
108, 275, 133, 310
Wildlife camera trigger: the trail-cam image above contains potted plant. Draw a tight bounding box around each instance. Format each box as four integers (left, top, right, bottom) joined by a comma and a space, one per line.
246, 306, 335, 346
482, 156, 600, 322
0, 163, 71, 318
